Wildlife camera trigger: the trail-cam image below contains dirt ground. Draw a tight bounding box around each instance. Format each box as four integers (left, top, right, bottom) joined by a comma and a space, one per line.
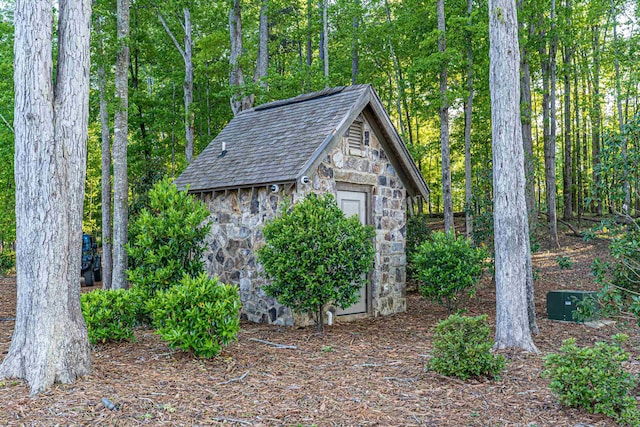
1, 230, 639, 426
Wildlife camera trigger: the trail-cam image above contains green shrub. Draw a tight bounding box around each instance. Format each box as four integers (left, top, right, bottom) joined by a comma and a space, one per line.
556, 255, 573, 270
427, 314, 505, 380
81, 289, 138, 344
411, 231, 489, 312
126, 178, 211, 295
148, 273, 241, 358
406, 214, 432, 281
256, 193, 375, 332
0, 249, 15, 275
543, 335, 639, 425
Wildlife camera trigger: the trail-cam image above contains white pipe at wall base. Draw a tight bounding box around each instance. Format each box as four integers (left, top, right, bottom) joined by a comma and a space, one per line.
326, 310, 333, 326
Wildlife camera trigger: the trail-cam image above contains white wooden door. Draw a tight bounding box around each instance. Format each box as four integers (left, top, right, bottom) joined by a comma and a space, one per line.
336, 190, 367, 315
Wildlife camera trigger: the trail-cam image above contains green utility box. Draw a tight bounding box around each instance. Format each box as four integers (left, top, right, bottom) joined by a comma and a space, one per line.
546, 290, 598, 322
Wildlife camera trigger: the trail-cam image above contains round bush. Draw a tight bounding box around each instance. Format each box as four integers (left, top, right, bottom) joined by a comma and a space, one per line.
412, 231, 488, 312
148, 273, 241, 358
81, 289, 138, 344
543, 335, 639, 425
428, 314, 505, 380
256, 193, 375, 332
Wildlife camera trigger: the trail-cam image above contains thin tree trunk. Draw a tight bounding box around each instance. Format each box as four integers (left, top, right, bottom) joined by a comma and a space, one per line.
383, 0, 407, 137
158, 8, 194, 164
562, 0, 573, 221
464, 0, 474, 239
98, 56, 112, 291
322, 0, 329, 84
591, 27, 602, 215
256, 0, 269, 87
438, 0, 454, 234
610, 0, 628, 209
229, 0, 254, 115
112, 0, 130, 290
545, 0, 559, 248
1, 0, 92, 393
488, 0, 538, 352
574, 56, 583, 221
519, 8, 536, 230
351, 1, 359, 85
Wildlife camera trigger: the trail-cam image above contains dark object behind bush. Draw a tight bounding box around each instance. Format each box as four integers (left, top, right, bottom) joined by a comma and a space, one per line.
428, 314, 505, 380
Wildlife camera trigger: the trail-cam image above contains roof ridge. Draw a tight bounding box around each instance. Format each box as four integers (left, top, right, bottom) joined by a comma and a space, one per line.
253, 84, 369, 112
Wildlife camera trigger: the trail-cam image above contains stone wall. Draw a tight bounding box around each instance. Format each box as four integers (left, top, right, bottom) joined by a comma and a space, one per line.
199, 115, 407, 325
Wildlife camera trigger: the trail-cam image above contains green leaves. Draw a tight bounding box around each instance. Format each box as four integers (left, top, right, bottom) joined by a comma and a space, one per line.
543, 335, 639, 425
411, 231, 489, 312
257, 193, 375, 330
126, 178, 211, 295
148, 273, 241, 358
427, 314, 505, 380
81, 289, 139, 344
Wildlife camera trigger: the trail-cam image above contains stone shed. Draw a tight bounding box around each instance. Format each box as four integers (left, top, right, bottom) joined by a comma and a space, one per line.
175, 84, 429, 326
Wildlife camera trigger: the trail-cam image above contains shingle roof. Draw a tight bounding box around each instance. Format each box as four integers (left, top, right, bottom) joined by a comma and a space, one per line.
174, 84, 429, 200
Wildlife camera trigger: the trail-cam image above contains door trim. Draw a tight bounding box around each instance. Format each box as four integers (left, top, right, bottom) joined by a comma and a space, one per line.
335, 182, 373, 315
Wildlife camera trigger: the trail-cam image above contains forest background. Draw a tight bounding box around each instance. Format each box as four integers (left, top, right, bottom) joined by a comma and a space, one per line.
0, 0, 638, 249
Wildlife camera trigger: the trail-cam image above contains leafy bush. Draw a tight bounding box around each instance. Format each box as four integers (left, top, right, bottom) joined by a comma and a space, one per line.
127, 178, 211, 295
556, 255, 573, 270
406, 214, 432, 281
0, 249, 15, 275
257, 193, 375, 332
81, 289, 138, 344
411, 231, 489, 312
543, 335, 639, 425
427, 314, 505, 380
148, 273, 241, 358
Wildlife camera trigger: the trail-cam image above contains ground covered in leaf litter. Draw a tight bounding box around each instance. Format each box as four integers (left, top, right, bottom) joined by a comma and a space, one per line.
1, 230, 640, 426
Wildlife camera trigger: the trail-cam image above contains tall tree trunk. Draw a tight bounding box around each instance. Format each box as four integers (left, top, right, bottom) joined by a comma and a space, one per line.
438, 0, 454, 234
591, 27, 602, 215
257, 0, 269, 87
610, 0, 629, 209
322, 0, 329, 84
0, 0, 92, 393
517, 3, 538, 334
574, 56, 583, 221
464, 0, 474, 239
94, 9, 113, 290
229, 0, 254, 115
544, 0, 559, 248
306, 0, 313, 69
562, 0, 573, 221
488, 0, 538, 352
112, 0, 130, 290
351, 1, 359, 85
519, 8, 536, 230
98, 52, 112, 291
158, 8, 194, 164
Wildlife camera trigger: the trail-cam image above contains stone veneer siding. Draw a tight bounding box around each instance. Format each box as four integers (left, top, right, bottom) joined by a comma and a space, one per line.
199, 117, 407, 326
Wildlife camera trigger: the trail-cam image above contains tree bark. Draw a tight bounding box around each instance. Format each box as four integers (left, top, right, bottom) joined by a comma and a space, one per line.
112, 0, 130, 290
438, 0, 454, 234
322, 0, 329, 84
519, 5, 536, 231
610, 0, 629, 209
98, 44, 113, 290
488, 0, 538, 352
351, 2, 360, 85
257, 0, 269, 87
545, 0, 559, 248
562, 0, 573, 221
591, 26, 602, 215
0, 0, 92, 393
229, 0, 254, 115
464, 0, 474, 239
